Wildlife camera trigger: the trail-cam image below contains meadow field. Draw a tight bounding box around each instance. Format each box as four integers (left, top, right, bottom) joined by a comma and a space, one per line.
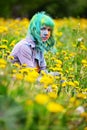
0, 17, 87, 130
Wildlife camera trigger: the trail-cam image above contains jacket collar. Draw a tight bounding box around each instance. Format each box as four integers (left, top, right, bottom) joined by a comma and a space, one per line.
26, 34, 36, 48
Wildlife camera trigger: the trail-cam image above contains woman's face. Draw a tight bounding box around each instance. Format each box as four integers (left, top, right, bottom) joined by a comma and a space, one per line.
40, 26, 51, 42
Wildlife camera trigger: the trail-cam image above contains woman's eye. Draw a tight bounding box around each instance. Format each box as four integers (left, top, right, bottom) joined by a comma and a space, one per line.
48, 28, 51, 31
41, 27, 51, 32
41, 27, 46, 30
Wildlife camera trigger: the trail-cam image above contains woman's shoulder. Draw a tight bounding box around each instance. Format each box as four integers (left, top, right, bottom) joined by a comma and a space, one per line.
18, 39, 34, 55
16, 38, 33, 48
12, 38, 35, 55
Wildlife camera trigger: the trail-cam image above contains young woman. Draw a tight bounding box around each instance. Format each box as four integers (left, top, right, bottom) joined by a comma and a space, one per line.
10, 12, 55, 73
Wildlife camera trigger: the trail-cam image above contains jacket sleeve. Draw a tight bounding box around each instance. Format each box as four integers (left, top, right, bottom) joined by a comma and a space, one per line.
17, 44, 34, 68
39, 53, 47, 70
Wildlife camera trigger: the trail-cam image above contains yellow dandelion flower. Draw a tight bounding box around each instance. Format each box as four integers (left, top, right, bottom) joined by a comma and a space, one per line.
19, 68, 29, 74
21, 63, 27, 67
62, 81, 67, 87
3, 53, 7, 57
60, 77, 67, 83
14, 31, 20, 35
81, 112, 87, 118
53, 67, 62, 72
81, 59, 87, 64
70, 97, 80, 106
0, 45, 8, 49
16, 73, 24, 80
84, 127, 87, 130
70, 97, 76, 103
62, 50, 67, 55
48, 92, 57, 98
52, 84, 58, 89
35, 94, 49, 105
13, 63, 20, 68
0, 51, 2, 55
0, 26, 8, 33
77, 93, 87, 99
55, 59, 62, 65
40, 74, 54, 85
10, 40, 16, 47
50, 57, 56, 60
80, 44, 87, 50
0, 64, 6, 68
24, 70, 39, 83
56, 32, 63, 37
61, 76, 67, 81
83, 88, 87, 92
65, 70, 69, 73
6, 50, 10, 54
0, 58, 7, 65
56, 64, 62, 68
40, 70, 47, 75
83, 64, 87, 67
57, 41, 63, 47
74, 81, 79, 86
69, 52, 75, 57
64, 56, 69, 60
12, 69, 17, 73
1, 39, 8, 43
68, 81, 75, 87
8, 55, 14, 60
47, 102, 64, 113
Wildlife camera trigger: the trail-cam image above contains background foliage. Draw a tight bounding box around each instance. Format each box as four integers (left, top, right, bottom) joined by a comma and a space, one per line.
0, 0, 87, 18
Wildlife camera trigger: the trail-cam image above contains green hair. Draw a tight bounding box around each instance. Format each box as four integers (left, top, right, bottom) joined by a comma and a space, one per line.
27, 11, 55, 52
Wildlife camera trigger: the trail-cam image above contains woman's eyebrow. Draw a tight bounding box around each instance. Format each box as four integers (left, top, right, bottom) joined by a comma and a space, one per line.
41, 27, 46, 30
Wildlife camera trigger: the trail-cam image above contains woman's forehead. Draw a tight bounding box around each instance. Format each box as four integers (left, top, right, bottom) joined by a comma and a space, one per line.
41, 25, 51, 29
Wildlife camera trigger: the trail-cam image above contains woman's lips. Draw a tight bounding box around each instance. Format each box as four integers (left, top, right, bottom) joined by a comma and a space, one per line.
42, 37, 48, 41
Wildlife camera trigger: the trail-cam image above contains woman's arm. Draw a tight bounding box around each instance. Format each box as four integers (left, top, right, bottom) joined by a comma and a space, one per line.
17, 44, 34, 68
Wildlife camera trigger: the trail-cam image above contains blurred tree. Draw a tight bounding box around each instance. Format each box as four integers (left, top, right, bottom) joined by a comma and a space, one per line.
67, 0, 87, 17
0, 0, 17, 18
0, 0, 87, 18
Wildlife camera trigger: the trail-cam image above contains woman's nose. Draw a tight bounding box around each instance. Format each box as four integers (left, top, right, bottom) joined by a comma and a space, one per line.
43, 30, 49, 35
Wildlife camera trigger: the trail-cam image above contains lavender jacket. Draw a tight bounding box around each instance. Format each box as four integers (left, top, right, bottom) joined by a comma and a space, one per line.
10, 36, 46, 71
